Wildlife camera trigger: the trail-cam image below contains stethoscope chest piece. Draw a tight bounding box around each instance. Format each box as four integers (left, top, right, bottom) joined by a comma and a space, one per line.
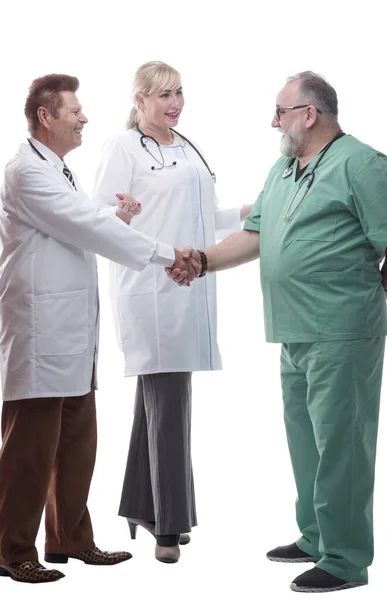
282, 165, 294, 178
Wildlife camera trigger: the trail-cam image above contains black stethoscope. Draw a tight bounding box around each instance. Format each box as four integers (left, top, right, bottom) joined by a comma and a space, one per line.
282, 130, 345, 220
27, 138, 77, 190
27, 138, 47, 161
137, 126, 216, 183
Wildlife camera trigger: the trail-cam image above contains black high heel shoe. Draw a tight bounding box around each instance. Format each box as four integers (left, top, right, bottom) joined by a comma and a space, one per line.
128, 520, 137, 539
126, 518, 191, 545
127, 518, 155, 539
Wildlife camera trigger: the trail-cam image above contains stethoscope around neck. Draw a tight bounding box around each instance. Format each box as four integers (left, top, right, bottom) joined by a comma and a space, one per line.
136, 125, 216, 183
281, 130, 345, 220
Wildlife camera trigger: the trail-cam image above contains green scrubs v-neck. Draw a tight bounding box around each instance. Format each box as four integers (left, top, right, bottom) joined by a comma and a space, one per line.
244, 134, 387, 342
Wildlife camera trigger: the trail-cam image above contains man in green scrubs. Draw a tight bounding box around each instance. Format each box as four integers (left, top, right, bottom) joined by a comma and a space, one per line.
170, 71, 387, 593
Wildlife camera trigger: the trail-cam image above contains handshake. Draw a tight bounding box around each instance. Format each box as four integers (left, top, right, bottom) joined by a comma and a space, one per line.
115, 194, 204, 286
166, 247, 203, 287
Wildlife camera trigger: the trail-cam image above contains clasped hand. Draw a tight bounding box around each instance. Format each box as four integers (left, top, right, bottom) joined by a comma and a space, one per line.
166, 247, 202, 287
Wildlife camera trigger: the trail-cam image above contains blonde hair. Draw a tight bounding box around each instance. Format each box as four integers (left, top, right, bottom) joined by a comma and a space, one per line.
126, 61, 182, 129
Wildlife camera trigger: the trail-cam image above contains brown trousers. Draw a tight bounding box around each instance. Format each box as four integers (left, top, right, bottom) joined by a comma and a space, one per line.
0, 389, 97, 565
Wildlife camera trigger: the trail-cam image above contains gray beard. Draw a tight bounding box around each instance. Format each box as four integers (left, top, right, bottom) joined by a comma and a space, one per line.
280, 134, 298, 157
279, 120, 304, 157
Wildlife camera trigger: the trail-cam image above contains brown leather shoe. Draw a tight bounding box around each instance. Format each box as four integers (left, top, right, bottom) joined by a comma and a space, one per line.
0, 561, 65, 583
45, 546, 132, 566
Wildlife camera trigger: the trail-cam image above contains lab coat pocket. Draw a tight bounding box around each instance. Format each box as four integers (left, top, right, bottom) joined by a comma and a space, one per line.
34, 289, 88, 356
311, 271, 366, 334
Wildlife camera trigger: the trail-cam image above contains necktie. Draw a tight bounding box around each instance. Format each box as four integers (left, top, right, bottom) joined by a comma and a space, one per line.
63, 164, 77, 190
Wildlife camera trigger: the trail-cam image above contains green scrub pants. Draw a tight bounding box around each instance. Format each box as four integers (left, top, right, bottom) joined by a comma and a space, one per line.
280, 337, 385, 584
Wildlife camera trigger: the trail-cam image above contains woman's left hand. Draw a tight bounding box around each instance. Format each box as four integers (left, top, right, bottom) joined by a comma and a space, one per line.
115, 193, 142, 224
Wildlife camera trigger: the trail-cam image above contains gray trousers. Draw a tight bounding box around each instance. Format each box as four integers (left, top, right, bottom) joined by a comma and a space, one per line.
118, 372, 197, 535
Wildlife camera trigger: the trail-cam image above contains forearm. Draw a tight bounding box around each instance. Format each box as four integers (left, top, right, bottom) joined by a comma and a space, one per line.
205, 229, 260, 273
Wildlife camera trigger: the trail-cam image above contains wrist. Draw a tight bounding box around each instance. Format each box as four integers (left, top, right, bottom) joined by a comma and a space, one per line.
198, 250, 208, 277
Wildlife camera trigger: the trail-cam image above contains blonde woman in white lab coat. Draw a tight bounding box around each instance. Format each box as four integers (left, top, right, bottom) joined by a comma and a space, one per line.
93, 61, 251, 563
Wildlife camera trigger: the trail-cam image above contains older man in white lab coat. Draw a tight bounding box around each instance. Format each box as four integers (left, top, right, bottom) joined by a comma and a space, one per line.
0, 74, 196, 584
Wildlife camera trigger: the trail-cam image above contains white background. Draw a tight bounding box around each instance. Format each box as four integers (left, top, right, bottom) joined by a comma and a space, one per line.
1, 0, 387, 598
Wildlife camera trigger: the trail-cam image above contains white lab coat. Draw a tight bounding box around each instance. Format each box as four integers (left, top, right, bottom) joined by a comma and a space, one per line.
0, 140, 174, 401
93, 129, 240, 376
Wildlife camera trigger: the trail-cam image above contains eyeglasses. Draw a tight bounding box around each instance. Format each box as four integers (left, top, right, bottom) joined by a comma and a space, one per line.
275, 105, 322, 121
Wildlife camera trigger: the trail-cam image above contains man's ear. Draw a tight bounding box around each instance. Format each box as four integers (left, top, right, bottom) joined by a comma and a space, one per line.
305, 105, 318, 129
36, 106, 52, 130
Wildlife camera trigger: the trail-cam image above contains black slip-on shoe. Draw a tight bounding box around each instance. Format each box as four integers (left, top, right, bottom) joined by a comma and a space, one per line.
266, 542, 317, 563
290, 567, 366, 593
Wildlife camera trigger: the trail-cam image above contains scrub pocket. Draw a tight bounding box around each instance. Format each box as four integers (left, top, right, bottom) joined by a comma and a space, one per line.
311, 271, 366, 334
295, 201, 338, 242
294, 183, 340, 242
34, 289, 88, 355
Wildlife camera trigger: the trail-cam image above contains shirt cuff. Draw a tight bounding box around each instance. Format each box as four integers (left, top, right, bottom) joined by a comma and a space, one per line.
151, 241, 175, 267
243, 218, 261, 233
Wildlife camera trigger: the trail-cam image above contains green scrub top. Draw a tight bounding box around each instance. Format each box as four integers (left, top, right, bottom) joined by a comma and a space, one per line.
244, 134, 387, 342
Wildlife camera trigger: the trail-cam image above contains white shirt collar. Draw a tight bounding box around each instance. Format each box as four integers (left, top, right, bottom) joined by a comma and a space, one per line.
30, 138, 65, 169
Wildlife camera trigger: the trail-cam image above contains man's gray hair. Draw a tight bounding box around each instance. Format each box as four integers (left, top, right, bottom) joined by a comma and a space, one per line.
287, 71, 338, 118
